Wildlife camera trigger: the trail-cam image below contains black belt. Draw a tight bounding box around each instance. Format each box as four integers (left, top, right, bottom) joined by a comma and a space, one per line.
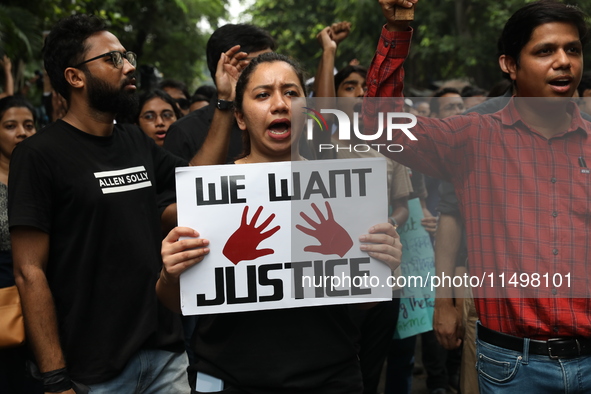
478, 324, 591, 359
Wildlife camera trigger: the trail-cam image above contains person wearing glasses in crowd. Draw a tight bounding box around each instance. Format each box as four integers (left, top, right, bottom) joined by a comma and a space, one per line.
159, 79, 191, 117
8, 14, 248, 394
136, 89, 181, 146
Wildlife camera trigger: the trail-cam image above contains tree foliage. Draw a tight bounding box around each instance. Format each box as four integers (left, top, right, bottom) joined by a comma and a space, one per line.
409, 0, 591, 89
0, 5, 42, 61
249, 0, 382, 81
2, 0, 591, 93
1, 0, 229, 89
249, 0, 591, 91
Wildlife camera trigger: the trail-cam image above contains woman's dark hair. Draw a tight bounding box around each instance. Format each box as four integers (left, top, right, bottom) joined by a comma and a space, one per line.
43, 14, 107, 101
136, 89, 182, 123
235, 52, 306, 112
498, 0, 588, 80
234, 52, 306, 159
334, 65, 367, 91
0, 96, 37, 125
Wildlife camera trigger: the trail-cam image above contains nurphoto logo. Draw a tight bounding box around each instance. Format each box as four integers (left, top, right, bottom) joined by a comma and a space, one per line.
304, 107, 418, 154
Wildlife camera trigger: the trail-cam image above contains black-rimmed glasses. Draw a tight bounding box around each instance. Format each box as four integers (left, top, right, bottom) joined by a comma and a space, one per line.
73, 51, 137, 69
140, 111, 176, 122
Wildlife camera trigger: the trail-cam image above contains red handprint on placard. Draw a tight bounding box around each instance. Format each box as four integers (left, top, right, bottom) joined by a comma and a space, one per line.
223, 206, 281, 265
295, 201, 353, 257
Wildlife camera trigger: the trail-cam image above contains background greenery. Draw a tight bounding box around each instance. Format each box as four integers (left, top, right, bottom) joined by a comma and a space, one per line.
1, 0, 590, 97
0, 0, 227, 95
250, 0, 591, 91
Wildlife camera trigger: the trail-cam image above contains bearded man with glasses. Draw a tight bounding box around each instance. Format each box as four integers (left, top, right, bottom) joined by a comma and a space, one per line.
6, 14, 220, 394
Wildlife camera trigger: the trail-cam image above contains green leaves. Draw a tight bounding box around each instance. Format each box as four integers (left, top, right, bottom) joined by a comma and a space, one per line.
248, 0, 591, 92
3, 0, 591, 92
0, 4, 41, 60
2, 0, 229, 90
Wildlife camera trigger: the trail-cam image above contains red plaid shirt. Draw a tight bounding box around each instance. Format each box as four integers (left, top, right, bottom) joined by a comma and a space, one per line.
367, 26, 591, 339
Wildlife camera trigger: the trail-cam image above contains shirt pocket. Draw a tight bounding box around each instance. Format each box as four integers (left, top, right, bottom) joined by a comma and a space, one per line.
570, 170, 590, 219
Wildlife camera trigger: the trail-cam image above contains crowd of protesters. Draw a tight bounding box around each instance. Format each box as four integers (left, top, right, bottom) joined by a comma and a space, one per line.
1, 0, 591, 393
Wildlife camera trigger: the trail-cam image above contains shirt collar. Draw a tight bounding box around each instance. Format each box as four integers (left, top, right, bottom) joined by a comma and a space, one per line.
500, 97, 589, 137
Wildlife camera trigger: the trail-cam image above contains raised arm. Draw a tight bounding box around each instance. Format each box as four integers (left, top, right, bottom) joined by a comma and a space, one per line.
365, 0, 474, 183
378, 0, 416, 32
365, 0, 416, 100
314, 21, 351, 98
188, 45, 249, 166
12, 226, 76, 394
0, 55, 14, 98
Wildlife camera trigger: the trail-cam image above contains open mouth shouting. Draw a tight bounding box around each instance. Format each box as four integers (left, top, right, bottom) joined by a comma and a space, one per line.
267, 118, 291, 140
548, 75, 574, 94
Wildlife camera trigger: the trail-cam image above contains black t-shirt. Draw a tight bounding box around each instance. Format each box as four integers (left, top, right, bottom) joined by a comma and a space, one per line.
191, 305, 363, 394
164, 104, 244, 162
8, 120, 187, 384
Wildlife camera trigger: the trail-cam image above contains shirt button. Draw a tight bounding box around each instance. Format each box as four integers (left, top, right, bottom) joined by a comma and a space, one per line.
551, 177, 557, 183
548, 140, 553, 145
552, 211, 558, 217
553, 249, 559, 255
552, 288, 558, 295
384, 41, 390, 47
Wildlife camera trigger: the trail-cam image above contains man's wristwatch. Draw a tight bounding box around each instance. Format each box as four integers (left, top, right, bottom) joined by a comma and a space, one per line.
216, 99, 234, 110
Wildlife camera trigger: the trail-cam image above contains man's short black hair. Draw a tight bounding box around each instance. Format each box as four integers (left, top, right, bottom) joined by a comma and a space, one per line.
193, 85, 217, 100
461, 85, 487, 97
206, 24, 276, 81
334, 65, 367, 91
498, 0, 589, 79
158, 79, 190, 100
43, 14, 107, 101
430, 87, 461, 114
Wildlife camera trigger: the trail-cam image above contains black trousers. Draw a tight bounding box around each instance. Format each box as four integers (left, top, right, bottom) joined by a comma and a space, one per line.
349, 299, 400, 394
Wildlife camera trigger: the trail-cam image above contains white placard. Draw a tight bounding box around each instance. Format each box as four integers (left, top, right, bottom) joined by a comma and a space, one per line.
176, 158, 392, 315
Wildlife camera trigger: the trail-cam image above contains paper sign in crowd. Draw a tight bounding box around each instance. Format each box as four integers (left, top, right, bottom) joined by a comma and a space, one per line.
175, 158, 393, 315
394, 198, 436, 339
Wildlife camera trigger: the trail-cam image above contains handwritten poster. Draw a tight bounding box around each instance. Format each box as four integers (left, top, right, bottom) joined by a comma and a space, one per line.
394, 198, 436, 339
176, 158, 393, 315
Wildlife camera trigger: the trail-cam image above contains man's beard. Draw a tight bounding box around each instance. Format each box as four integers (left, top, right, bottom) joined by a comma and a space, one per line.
85, 71, 138, 115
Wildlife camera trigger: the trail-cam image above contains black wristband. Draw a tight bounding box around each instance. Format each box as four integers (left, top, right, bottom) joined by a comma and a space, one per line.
42, 367, 73, 393
216, 99, 234, 110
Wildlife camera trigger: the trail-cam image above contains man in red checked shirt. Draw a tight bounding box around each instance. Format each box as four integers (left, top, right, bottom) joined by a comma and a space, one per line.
366, 0, 591, 392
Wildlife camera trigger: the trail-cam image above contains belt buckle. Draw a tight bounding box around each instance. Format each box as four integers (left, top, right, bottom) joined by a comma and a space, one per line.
547, 338, 581, 359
